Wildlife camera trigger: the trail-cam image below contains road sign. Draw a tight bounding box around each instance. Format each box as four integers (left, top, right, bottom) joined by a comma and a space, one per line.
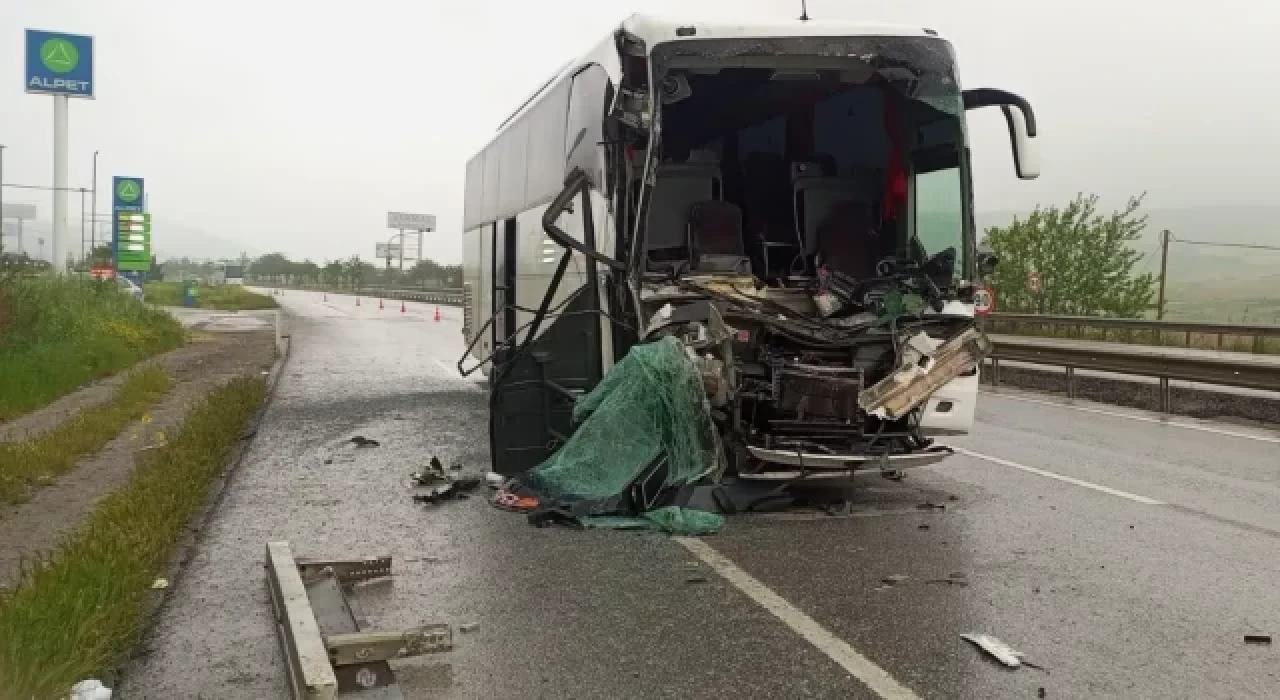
1028, 272, 1043, 294
376, 242, 403, 259
2, 203, 38, 220
25, 30, 94, 98
387, 212, 436, 231
112, 177, 150, 272
974, 285, 996, 315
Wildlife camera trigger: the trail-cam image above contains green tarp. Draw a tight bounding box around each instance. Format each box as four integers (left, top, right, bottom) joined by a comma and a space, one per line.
521, 336, 723, 534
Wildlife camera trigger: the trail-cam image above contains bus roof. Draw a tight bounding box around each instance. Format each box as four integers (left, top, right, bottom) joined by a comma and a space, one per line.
476, 14, 944, 156
619, 13, 939, 46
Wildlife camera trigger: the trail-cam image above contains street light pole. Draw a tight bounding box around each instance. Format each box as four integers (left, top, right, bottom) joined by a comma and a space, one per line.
91, 150, 98, 259
0, 144, 5, 253
80, 188, 87, 264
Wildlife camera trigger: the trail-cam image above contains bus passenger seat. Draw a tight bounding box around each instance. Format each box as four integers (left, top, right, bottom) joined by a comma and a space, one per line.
644, 162, 722, 273
688, 200, 749, 274
817, 199, 880, 280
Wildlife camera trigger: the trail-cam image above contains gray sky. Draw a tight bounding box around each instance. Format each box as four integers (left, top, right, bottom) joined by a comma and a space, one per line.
2, 0, 1277, 264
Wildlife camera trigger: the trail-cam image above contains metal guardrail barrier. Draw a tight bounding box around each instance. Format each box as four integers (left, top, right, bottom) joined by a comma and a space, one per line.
987, 312, 1280, 353
986, 334, 1280, 412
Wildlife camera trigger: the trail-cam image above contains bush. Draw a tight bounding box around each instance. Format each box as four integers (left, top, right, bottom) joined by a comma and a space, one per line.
142, 282, 277, 311
0, 275, 185, 421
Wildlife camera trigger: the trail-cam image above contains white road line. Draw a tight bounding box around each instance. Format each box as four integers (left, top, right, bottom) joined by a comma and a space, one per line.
674, 537, 921, 700
982, 390, 1280, 446
952, 447, 1165, 505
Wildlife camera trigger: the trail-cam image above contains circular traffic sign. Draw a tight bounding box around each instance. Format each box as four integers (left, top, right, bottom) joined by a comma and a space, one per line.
974, 285, 996, 316
39, 37, 79, 74
1028, 272, 1043, 294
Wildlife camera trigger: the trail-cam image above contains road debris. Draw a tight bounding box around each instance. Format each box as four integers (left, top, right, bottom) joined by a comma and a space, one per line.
150, 578, 169, 590
1243, 634, 1272, 645
926, 572, 969, 587
349, 435, 380, 448
485, 472, 505, 489
459, 622, 480, 634
962, 633, 1032, 668
69, 679, 113, 700
881, 574, 909, 586
685, 575, 709, 584
916, 502, 947, 511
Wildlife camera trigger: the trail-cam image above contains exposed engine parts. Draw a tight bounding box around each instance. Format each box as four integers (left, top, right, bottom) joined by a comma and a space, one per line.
643, 267, 990, 479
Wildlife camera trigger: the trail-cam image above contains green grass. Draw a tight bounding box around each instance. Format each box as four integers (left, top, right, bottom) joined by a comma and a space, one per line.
143, 282, 278, 311
0, 275, 185, 421
0, 367, 171, 505
0, 377, 267, 698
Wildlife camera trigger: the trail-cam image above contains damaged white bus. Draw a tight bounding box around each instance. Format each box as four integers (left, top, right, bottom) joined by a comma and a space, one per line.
460, 14, 1038, 493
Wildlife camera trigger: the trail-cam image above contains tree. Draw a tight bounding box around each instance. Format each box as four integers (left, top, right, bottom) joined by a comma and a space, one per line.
983, 193, 1156, 317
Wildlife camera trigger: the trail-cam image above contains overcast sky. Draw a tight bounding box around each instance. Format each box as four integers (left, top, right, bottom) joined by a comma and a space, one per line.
2, 0, 1277, 264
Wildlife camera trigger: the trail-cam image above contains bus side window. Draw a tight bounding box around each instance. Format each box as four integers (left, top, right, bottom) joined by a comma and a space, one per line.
565, 65, 610, 188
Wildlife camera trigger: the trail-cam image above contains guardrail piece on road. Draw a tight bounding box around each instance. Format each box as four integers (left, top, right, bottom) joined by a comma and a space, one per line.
265, 542, 453, 699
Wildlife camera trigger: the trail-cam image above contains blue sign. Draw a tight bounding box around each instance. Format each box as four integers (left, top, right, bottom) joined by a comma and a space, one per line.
112, 177, 149, 272
25, 30, 94, 98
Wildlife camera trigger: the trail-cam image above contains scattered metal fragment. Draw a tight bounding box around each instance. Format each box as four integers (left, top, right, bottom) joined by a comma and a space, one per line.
413, 477, 483, 505
459, 622, 480, 634
685, 575, 709, 584
349, 436, 380, 448
881, 574, 909, 586
1244, 634, 1272, 645
917, 524, 931, 530
485, 472, 505, 489
1038, 688, 1046, 698
926, 573, 969, 587
917, 502, 946, 511
962, 633, 1028, 668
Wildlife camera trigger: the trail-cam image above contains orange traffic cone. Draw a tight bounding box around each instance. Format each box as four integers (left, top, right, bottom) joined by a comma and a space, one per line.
433, 306, 441, 322
400, 301, 407, 313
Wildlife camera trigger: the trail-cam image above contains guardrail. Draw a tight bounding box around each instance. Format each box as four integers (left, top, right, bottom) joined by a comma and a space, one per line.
987, 312, 1280, 354
986, 334, 1280, 412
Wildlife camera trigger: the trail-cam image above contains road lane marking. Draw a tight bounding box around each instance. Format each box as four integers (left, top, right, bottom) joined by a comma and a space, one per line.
981, 391, 1280, 446
952, 447, 1165, 505
674, 537, 922, 700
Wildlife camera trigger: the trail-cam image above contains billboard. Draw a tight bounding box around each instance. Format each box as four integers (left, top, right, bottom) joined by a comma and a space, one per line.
1, 203, 38, 220
25, 30, 94, 98
387, 212, 436, 231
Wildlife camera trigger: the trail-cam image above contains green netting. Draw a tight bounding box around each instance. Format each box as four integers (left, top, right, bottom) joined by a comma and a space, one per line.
524, 336, 718, 504
580, 506, 724, 535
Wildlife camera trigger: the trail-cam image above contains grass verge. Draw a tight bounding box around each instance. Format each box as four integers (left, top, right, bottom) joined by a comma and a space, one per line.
0, 366, 171, 504
143, 281, 278, 311
0, 376, 267, 698
0, 275, 184, 421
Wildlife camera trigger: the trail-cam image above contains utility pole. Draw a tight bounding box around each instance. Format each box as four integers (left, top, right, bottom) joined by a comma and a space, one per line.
1156, 229, 1170, 320
91, 150, 98, 259
0, 144, 5, 254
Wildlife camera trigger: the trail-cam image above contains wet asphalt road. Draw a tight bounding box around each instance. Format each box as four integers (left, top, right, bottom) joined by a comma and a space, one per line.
122, 289, 1280, 700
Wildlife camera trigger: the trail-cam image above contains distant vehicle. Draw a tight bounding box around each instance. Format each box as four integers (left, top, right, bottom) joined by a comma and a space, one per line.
117, 276, 145, 302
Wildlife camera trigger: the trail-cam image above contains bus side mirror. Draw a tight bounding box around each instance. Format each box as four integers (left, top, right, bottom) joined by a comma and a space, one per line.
963, 89, 1040, 180
1001, 105, 1039, 180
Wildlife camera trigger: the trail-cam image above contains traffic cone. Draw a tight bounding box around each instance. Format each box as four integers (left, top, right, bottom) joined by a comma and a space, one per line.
433, 306, 441, 322
379, 298, 384, 310
400, 301, 407, 313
